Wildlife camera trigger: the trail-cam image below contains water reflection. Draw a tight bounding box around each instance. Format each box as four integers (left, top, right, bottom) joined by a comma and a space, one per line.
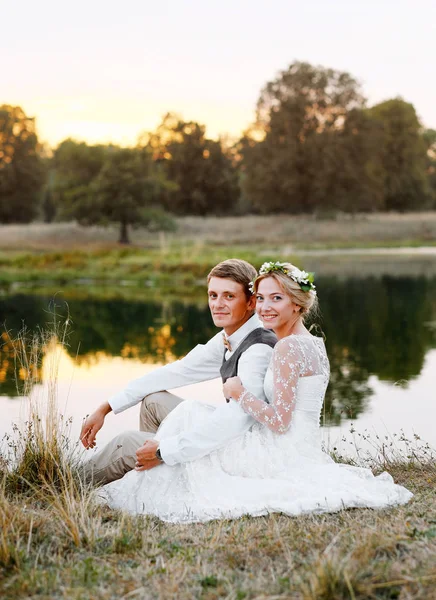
1, 275, 435, 428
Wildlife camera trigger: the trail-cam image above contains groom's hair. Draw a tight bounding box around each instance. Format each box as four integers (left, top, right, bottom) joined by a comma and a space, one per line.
207, 259, 257, 300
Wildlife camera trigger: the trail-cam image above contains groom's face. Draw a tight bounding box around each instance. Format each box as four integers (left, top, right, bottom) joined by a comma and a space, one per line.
208, 277, 256, 336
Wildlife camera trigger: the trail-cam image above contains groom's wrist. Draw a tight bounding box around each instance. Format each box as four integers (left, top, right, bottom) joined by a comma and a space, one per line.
157, 438, 179, 466
98, 402, 112, 417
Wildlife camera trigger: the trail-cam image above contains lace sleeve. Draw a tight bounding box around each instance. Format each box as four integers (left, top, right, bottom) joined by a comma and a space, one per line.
238, 338, 303, 434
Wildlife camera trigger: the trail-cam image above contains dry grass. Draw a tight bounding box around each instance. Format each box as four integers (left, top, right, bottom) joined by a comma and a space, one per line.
1, 322, 436, 599
1, 316, 76, 494
0, 212, 436, 251
0, 461, 435, 600
177, 212, 436, 249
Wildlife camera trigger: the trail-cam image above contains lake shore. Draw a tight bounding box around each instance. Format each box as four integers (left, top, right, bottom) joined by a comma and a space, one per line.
1, 214, 436, 300
2, 251, 436, 300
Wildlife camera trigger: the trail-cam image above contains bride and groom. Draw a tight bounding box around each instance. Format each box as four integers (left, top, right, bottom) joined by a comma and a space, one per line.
80, 259, 412, 523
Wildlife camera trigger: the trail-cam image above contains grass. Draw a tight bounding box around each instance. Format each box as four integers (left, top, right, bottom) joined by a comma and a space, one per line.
0, 244, 261, 299
1, 455, 435, 599
1, 214, 436, 300
1, 323, 436, 599
1, 212, 436, 251
0, 467, 435, 599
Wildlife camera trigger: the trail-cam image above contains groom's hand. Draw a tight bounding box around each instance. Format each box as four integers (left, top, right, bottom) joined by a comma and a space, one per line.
80, 402, 112, 449
135, 440, 162, 471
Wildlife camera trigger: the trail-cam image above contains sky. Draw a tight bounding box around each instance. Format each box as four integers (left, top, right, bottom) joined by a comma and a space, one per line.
3, 0, 436, 148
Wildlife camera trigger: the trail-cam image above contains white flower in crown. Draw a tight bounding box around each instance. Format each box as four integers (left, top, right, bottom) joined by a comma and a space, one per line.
259, 261, 288, 275
290, 269, 317, 293
291, 268, 309, 283
257, 261, 316, 293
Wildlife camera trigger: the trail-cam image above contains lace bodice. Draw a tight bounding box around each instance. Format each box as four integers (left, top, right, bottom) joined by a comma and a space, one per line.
239, 334, 330, 433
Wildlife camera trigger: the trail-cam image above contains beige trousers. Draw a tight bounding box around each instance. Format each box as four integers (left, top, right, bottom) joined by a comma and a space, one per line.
82, 391, 183, 486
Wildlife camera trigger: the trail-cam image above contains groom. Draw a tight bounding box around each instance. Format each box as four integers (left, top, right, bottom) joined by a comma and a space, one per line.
80, 258, 277, 485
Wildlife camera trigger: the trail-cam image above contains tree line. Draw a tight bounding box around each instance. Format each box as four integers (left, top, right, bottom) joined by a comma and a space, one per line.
1, 62, 436, 242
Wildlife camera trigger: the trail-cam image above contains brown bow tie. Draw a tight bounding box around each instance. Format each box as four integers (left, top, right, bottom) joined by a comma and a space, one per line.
222, 333, 232, 352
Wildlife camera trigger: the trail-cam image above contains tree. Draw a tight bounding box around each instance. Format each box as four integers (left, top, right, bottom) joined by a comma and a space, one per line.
50, 139, 109, 220
58, 146, 175, 243
309, 109, 385, 213
241, 62, 367, 214
0, 105, 46, 223
423, 128, 436, 208
367, 99, 429, 211
143, 113, 239, 215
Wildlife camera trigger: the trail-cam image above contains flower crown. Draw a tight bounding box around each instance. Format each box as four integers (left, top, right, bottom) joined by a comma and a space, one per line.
249, 262, 316, 294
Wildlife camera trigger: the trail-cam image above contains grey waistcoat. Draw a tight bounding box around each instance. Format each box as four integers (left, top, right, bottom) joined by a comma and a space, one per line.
220, 328, 277, 383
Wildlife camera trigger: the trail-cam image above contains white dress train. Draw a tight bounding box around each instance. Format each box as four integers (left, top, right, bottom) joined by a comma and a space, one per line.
98, 335, 412, 523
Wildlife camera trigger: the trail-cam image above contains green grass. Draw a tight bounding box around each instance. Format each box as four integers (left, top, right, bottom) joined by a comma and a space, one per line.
2, 241, 436, 302
0, 214, 436, 300
0, 245, 274, 299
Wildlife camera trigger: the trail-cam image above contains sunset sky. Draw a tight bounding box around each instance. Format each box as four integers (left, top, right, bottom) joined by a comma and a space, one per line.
4, 0, 436, 148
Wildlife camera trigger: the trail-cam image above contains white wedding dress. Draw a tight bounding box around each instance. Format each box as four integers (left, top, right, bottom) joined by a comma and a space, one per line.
99, 335, 412, 523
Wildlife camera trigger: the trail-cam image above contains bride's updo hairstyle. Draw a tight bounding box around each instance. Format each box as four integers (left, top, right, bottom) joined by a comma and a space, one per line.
253, 262, 318, 320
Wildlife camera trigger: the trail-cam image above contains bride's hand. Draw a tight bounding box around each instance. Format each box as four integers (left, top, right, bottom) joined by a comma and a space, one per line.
223, 376, 245, 402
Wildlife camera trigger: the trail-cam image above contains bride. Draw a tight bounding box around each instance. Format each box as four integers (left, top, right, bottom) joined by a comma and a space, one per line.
98, 261, 412, 522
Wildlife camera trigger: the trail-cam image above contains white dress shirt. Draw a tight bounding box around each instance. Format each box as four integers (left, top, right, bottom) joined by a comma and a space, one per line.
108, 314, 273, 465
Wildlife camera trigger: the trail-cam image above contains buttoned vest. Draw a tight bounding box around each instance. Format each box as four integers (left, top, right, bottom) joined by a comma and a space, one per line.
220, 328, 277, 383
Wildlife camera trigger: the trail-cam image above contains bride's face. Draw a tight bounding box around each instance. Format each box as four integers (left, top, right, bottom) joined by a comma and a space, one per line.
255, 277, 300, 335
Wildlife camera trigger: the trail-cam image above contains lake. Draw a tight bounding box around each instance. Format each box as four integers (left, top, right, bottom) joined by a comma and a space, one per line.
1, 263, 436, 463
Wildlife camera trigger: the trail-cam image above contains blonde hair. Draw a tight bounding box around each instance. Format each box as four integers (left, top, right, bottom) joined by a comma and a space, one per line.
253, 262, 318, 319
207, 259, 257, 300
